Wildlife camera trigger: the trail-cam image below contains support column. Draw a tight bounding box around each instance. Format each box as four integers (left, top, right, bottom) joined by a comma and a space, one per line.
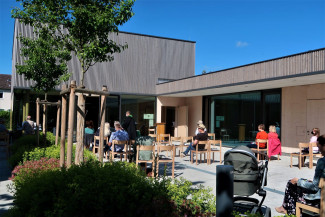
55, 100, 61, 146
36, 98, 40, 146
99, 86, 108, 163
75, 92, 86, 165
67, 81, 76, 168
60, 85, 67, 167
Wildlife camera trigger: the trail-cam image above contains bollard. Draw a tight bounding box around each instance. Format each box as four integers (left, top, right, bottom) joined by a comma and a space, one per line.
216, 165, 234, 217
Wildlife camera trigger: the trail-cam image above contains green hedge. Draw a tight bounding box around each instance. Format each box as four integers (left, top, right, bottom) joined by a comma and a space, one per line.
7, 161, 175, 217
0, 110, 10, 129
9, 132, 56, 168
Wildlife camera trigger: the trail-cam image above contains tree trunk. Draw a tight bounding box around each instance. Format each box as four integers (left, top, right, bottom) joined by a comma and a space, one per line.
75, 92, 86, 165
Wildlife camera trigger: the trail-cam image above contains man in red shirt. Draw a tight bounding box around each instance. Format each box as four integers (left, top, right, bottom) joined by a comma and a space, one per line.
247, 124, 268, 149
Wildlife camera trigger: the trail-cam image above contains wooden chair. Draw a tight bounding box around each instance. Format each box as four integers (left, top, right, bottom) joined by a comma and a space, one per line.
109, 140, 130, 161
148, 134, 158, 144
136, 145, 156, 178
93, 136, 109, 159
156, 145, 175, 178
180, 136, 193, 158
191, 141, 210, 165
171, 137, 182, 156
158, 134, 170, 145
208, 140, 222, 164
0, 132, 10, 158
296, 178, 324, 216
208, 133, 215, 140
291, 143, 319, 169
251, 139, 268, 161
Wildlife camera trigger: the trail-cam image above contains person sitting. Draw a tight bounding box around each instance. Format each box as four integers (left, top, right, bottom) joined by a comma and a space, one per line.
195, 120, 206, 135
268, 125, 281, 158
22, 115, 35, 135
182, 124, 208, 158
247, 124, 268, 149
85, 120, 95, 134
275, 135, 325, 215
91, 122, 111, 152
134, 125, 154, 162
108, 121, 129, 152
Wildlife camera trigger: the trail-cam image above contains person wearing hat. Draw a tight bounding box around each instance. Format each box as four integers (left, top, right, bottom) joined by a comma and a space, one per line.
195, 120, 206, 135
182, 123, 209, 158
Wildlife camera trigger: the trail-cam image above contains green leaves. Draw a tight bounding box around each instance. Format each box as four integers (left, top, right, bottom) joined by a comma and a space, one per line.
16, 28, 71, 92
12, 0, 135, 87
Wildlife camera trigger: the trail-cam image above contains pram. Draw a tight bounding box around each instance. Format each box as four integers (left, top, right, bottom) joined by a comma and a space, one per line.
224, 145, 271, 217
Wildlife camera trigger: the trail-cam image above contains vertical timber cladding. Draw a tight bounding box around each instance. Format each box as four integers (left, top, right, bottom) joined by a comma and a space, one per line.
13, 20, 195, 95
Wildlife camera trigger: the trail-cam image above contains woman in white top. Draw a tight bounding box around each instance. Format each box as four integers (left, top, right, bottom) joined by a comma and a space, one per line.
310, 128, 320, 153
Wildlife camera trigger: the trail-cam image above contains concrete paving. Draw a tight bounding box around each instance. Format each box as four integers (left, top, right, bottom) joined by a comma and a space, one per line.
0, 145, 318, 216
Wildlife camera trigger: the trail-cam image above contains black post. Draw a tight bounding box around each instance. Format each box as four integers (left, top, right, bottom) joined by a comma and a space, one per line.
216, 165, 234, 217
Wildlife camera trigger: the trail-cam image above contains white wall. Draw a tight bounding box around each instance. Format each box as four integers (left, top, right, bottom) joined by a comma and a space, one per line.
0, 89, 11, 111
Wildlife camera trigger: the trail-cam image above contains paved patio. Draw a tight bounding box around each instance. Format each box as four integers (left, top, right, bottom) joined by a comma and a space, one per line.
0, 145, 318, 217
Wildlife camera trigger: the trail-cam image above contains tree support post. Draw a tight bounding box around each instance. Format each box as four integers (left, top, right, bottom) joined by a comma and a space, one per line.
60, 85, 68, 167
36, 98, 40, 146
75, 92, 86, 165
67, 80, 76, 168
55, 100, 61, 146
99, 86, 108, 163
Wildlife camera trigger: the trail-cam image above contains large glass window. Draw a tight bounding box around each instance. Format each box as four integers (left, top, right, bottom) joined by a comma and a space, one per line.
121, 95, 155, 130
206, 89, 281, 145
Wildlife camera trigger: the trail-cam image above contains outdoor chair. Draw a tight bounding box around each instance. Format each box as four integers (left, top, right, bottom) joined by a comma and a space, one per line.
220, 128, 229, 141
208, 140, 222, 164
148, 134, 158, 144
180, 136, 193, 158
208, 133, 215, 140
290, 143, 319, 169
171, 136, 182, 156
136, 145, 156, 178
158, 134, 171, 145
0, 132, 10, 158
296, 178, 324, 216
250, 139, 268, 161
191, 141, 210, 165
109, 140, 130, 161
93, 135, 109, 159
156, 144, 175, 178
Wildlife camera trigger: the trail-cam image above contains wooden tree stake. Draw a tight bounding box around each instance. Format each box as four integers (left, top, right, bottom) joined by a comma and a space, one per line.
67, 80, 76, 168
36, 98, 40, 146
75, 92, 86, 165
60, 85, 67, 167
99, 86, 108, 163
55, 100, 61, 146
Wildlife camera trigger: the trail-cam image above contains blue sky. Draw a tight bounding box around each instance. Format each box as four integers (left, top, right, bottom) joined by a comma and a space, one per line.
1, 0, 324, 75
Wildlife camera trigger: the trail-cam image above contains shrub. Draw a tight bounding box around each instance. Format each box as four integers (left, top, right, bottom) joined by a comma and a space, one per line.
166, 177, 216, 216
22, 143, 97, 163
7, 161, 176, 217
0, 110, 10, 129
9, 158, 60, 184
8, 132, 56, 168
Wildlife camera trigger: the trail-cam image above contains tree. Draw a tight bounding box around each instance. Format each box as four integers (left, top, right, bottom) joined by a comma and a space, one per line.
12, 0, 135, 164
17, 28, 71, 93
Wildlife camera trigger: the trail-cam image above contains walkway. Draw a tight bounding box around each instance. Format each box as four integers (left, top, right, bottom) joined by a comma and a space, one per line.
0, 145, 317, 217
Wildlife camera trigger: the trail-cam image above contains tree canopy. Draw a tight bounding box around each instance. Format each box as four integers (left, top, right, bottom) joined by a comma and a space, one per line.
12, 0, 135, 87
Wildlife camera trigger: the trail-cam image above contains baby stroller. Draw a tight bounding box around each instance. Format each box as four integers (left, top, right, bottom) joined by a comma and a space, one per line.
224, 145, 271, 217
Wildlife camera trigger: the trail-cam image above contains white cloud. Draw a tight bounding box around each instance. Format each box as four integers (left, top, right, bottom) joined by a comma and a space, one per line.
236, 41, 249, 47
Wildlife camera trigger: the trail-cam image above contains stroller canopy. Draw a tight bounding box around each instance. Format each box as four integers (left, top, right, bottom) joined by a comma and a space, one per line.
224, 145, 261, 196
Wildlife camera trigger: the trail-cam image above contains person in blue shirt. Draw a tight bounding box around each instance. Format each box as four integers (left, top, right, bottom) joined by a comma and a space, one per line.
108, 121, 129, 152
85, 120, 95, 134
